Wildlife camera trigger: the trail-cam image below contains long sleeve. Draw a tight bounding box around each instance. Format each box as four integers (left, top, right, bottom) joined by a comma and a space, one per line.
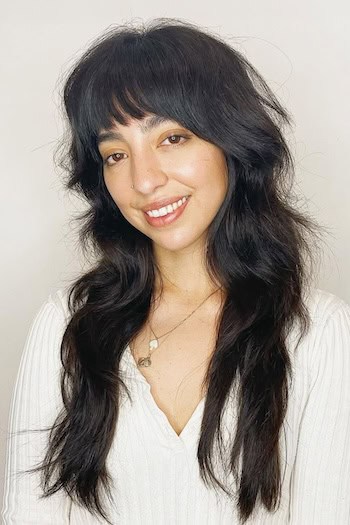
1, 296, 71, 524
288, 299, 350, 524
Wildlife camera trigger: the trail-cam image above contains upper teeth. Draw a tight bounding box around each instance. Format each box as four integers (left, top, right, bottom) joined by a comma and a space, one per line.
146, 196, 188, 217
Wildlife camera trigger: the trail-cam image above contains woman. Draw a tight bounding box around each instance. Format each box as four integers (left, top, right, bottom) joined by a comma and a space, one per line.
2, 18, 350, 525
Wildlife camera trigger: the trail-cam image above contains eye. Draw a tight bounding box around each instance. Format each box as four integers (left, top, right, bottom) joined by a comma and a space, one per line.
103, 152, 126, 167
162, 134, 188, 146
102, 134, 189, 167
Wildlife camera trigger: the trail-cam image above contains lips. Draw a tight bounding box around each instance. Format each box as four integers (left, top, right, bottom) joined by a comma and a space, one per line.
143, 195, 190, 227
141, 195, 189, 213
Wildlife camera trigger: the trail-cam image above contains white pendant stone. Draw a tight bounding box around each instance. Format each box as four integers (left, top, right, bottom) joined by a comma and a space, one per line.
149, 339, 159, 350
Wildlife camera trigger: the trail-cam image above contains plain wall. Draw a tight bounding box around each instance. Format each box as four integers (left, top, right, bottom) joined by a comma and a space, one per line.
1, 0, 349, 512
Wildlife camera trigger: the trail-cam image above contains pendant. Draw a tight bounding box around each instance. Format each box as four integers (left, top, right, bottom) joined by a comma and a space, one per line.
137, 356, 152, 367
137, 338, 158, 367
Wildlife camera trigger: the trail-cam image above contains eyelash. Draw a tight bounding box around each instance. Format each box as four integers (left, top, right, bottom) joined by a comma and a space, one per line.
103, 134, 189, 167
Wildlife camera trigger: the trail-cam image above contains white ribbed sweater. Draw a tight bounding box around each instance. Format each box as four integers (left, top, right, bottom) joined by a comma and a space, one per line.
2, 287, 350, 524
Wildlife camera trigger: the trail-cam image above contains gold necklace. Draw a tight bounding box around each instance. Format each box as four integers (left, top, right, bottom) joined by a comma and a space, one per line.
133, 287, 221, 367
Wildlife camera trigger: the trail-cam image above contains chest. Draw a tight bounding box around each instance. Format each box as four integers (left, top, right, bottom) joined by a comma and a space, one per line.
129, 308, 219, 436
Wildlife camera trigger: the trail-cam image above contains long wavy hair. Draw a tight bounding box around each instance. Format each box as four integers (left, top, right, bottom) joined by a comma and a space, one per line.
25, 17, 324, 524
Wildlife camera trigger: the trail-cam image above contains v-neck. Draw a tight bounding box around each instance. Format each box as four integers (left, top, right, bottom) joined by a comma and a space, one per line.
120, 344, 206, 442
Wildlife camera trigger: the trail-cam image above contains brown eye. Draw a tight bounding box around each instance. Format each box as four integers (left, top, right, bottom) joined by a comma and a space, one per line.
163, 134, 188, 145
103, 134, 189, 167
104, 152, 126, 166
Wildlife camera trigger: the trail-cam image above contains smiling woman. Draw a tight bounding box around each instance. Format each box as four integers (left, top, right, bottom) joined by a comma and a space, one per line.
2, 16, 350, 525
98, 113, 228, 255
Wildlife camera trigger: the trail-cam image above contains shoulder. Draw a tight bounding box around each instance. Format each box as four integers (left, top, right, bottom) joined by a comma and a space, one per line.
15, 288, 73, 406
26, 288, 72, 350
289, 287, 350, 389
302, 287, 350, 352
45, 286, 71, 321
288, 287, 350, 346
303, 287, 350, 324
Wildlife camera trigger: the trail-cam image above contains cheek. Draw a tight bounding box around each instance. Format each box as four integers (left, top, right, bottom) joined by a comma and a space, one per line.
196, 154, 228, 188
104, 180, 139, 225
104, 178, 127, 207
179, 156, 215, 184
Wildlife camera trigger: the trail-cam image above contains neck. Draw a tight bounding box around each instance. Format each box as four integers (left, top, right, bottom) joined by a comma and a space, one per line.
152, 242, 224, 305
147, 244, 226, 351
155, 275, 223, 304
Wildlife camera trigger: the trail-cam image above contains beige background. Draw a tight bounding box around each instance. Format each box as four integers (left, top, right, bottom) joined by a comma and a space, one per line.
1, 0, 349, 513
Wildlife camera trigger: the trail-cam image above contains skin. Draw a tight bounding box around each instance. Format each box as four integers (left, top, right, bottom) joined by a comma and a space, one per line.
98, 112, 229, 307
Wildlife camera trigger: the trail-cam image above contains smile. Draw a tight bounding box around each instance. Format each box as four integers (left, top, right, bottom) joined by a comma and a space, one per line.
143, 196, 190, 227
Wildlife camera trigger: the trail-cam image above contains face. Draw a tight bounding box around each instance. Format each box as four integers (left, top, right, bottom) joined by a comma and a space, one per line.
98, 113, 228, 254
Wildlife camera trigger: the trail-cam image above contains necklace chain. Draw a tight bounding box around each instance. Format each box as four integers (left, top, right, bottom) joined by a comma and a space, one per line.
131, 287, 222, 367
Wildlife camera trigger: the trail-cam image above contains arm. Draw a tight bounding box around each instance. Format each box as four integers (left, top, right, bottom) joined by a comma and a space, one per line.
289, 299, 350, 524
1, 295, 71, 524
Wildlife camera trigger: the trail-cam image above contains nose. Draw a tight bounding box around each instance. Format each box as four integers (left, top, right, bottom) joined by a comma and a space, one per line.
130, 148, 169, 195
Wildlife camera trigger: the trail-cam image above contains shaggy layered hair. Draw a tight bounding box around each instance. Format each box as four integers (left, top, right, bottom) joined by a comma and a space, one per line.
25, 17, 323, 524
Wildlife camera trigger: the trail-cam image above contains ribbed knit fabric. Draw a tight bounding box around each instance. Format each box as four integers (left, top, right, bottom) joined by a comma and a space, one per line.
2, 287, 350, 524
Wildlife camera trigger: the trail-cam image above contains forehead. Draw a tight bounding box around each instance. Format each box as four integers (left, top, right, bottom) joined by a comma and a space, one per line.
97, 115, 179, 146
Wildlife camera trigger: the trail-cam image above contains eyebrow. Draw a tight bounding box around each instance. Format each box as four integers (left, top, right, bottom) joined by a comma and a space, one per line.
97, 115, 176, 146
